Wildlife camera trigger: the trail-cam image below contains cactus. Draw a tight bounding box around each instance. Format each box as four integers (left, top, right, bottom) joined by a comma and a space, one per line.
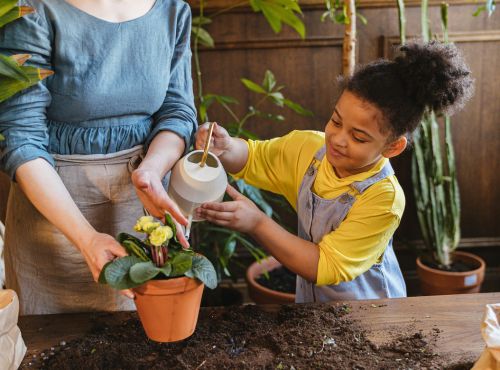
397, 1, 460, 269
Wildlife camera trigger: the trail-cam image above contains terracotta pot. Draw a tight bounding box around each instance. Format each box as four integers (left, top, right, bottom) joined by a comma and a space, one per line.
416, 251, 486, 295
246, 257, 295, 304
133, 277, 204, 342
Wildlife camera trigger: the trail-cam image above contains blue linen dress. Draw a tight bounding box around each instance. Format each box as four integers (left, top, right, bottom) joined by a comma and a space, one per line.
0, 0, 197, 314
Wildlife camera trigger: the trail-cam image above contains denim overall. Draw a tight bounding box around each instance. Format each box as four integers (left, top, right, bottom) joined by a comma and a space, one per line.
295, 146, 407, 303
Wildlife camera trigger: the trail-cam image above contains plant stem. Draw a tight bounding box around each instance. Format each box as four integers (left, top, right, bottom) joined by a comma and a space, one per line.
193, 0, 206, 120
209, 0, 248, 19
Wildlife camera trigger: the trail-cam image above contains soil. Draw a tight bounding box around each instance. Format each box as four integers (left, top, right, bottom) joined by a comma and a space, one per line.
421, 257, 478, 272
22, 303, 473, 370
256, 266, 296, 294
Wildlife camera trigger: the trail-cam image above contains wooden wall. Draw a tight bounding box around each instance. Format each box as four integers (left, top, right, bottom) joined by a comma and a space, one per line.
190, 0, 500, 290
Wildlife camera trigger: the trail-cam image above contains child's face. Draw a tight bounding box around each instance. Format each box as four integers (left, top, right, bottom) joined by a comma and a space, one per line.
324, 90, 404, 178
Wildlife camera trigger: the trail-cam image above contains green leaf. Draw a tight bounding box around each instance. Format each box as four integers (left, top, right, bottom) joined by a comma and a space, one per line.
356, 12, 368, 25
0, 54, 29, 81
160, 263, 172, 277
262, 70, 276, 92
129, 261, 160, 283
170, 253, 193, 276
0, 6, 32, 28
192, 27, 214, 48
190, 255, 217, 289
98, 261, 112, 284
0, 66, 53, 103
283, 98, 314, 116
192, 16, 212, 26
0, 0, 17, 18
236, 180, 273, 217
102, 256, 144, 290
269, 91, 285, 107
117, 233, 150, 261
164, 213, 177, 241
241, 78, 266, 94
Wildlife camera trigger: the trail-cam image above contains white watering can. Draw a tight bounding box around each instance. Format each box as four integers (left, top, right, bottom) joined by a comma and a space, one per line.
168, 122, 228, 235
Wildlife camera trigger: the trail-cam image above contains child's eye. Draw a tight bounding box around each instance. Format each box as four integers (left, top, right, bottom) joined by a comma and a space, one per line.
353, 136, 367, 143
330, 119, 341, 127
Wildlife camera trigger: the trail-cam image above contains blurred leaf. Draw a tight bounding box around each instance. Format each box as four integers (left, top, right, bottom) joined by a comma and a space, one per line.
0, 133, 4, 141
192, 27, 214, 48
129, 261, 160, 283
0, 0, 17, 18
238, 128, 260, 140
0, 66, 54, 102
357, 12, 368, 25
269, 91, 285, 106
0, 54, 29, 81
249, 0, 305, 39
283, 98, 314, 116
0, 6, 34, 28
262, 70, 276, 92
241, 78, 266, 94
192, 16, 212, 26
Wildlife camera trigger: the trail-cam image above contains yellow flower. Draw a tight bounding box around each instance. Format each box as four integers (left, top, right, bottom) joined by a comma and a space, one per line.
133, 216, 154, 232
149, 226, 174, 247
143, 221, 161, 234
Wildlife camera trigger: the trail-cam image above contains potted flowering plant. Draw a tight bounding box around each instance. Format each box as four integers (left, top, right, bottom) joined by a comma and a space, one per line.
99, 214, 217, 342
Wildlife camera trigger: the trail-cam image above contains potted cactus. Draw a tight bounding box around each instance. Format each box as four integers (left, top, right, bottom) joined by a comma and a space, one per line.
397, 1, 486, 295
99, 214, 217, 342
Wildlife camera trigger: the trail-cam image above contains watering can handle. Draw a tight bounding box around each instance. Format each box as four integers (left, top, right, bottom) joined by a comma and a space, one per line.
200, 122, 216, 167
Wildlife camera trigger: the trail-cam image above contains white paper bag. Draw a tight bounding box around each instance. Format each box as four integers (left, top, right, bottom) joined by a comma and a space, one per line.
472, 303, 500, 370
0, 290, 27, 370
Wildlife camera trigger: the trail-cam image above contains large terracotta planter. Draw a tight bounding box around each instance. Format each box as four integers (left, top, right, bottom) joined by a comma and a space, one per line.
133, 277, 204, 342
246, 256, 295, 304
416, 251, 486, 295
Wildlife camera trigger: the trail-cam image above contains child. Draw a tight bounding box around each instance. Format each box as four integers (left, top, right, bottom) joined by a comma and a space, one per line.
195, 41, 473, 303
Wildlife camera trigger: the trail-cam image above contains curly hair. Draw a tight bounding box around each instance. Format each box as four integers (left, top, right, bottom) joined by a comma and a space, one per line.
341, 41, 474, 138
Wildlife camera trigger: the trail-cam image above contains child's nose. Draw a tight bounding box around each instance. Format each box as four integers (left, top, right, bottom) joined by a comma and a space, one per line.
331, 131, 348, 148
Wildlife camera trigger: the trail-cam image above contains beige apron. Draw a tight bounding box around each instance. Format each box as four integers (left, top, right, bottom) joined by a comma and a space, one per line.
4, 146, 145, 315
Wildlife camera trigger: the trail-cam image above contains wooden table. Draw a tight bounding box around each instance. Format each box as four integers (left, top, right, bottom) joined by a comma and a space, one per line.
18, 292, 500, 365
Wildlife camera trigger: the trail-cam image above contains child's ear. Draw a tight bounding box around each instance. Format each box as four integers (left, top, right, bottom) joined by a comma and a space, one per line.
382, 136, 407, 158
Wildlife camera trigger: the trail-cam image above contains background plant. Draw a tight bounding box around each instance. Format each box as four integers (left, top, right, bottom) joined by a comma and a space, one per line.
0, 0, 53, 107
396, 0, 495, 269
99, 214, 217, 290
190, 0, 314, 281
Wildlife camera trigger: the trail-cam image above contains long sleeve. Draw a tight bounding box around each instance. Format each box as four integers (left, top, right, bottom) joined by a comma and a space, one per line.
148, 3, 197, 153
0, 1, 54, 180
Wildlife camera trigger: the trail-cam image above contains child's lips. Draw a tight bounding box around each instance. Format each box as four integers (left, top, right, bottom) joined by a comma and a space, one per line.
330, 147, 347, 158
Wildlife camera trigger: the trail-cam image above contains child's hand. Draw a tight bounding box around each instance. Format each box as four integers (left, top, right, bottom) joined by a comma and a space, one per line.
195, 122, 232, 157
195, 184, 265, 233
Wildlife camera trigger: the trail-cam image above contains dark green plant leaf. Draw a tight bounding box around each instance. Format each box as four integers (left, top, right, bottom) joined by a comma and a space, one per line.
170, 253, 192, 276
98, 261, 112, 284
192, 16, 212, 26
129, 261, 161, 283
117, 233, 150, 261
102, 256, 144, 290
164, 213, 178, 243
190, 254, 217, 289
160, 262, 172, 277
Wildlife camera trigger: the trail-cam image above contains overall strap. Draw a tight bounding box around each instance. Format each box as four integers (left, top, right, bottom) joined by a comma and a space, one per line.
350, 161, 395, 194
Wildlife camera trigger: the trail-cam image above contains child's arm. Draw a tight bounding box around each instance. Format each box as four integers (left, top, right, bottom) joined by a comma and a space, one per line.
195, 122, 249, 174
196, 184, 320, 283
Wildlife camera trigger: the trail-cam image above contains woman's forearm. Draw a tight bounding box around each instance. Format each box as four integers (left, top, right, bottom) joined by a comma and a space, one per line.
139, 131, 186, 176
219, 138, 249, 174
251, 217, 320, 283
15, 158, 95, 251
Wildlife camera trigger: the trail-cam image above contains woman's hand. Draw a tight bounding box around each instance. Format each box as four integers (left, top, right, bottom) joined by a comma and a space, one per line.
131, 168, 189, 248
195, 184, 265, 234
195, 122, 232, 156
80, 232, 135, 299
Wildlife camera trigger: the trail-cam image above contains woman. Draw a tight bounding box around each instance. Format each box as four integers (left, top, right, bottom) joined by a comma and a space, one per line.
0, 0, 197, 314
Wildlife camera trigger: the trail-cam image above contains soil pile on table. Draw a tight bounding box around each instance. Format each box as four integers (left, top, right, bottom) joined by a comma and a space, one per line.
26, 304, 472, 370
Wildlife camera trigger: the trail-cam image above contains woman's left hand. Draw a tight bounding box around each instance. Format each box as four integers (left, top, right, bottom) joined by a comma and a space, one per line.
195, 184, 265, 234
131, 168, 189, 248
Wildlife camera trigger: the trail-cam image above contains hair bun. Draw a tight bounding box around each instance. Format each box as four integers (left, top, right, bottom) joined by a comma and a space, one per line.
395, 41, 474, 115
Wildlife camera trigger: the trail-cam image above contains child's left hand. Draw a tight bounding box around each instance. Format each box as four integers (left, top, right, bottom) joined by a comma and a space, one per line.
195, 184, 265, 234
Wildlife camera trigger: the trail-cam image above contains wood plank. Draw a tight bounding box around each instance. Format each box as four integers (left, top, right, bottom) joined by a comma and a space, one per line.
18, 292, 500, 364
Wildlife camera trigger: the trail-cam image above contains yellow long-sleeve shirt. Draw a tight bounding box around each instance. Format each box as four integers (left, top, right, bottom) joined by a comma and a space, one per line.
232, 130, 405, 286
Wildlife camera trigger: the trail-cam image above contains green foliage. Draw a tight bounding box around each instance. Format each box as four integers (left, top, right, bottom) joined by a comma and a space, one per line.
396, 1, 487, 268
0, 3, 54, 106
321, 0, 367, 25
473, 0, 496, 16
99, 216, 218, 290
190, 1, 311, 281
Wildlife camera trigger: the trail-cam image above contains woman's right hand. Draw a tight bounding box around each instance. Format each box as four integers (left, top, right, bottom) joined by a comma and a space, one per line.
195, 122, 232, 156
80, 232, 135, 299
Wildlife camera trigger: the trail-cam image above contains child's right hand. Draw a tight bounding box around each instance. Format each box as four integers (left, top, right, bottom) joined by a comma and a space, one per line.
195, 122, 232, 157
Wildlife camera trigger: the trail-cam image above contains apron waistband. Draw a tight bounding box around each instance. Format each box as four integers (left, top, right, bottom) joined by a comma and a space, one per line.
52, 145, 144, 166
